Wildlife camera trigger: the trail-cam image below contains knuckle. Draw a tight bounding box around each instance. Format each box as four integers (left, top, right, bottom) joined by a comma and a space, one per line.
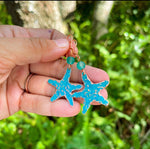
29, 38, 49, 52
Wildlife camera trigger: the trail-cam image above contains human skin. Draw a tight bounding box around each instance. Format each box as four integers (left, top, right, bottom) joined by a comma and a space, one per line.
0, 25, 109, 120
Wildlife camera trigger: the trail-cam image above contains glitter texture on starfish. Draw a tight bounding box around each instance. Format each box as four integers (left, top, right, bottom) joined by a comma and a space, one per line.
73, 72, 109, 114
48, 68, 82, 106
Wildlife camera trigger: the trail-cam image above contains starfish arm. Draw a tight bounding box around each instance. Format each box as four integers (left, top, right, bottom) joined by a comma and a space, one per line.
94, 94, 109, 106
70, 84, 83, 91
50, 91, 62, 102
63, 68, 71, 81
82, 72, 91, 85
48, 68, 76, 106
66, 92, 74, 106
96, 80, 109, 89
82, 101, 91, 114
48, 79, 59, 87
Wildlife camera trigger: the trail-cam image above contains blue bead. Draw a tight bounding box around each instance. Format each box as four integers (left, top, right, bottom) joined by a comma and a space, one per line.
67, 57, 75, 65
77, 61, 85, 70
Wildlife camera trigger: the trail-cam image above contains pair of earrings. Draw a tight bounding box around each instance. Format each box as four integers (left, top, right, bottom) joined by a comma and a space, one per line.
48, 36, 109, 114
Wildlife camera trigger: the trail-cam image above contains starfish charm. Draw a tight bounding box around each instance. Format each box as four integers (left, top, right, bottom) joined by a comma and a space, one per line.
48, 68, 82, 106
73, 72, 109, 114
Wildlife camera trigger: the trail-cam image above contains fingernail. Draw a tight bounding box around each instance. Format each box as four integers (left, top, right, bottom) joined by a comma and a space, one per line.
54, 39, 68, 48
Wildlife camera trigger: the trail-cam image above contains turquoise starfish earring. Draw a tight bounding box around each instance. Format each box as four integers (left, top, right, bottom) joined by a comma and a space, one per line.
72, 61, 109, 114
48, 56, 82, 106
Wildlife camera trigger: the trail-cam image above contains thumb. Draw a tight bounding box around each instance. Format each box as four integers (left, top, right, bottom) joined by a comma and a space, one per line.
0, 37, 69, 67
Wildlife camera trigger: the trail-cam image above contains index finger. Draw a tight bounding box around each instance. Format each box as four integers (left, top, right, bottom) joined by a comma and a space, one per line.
0, 25, 66, 39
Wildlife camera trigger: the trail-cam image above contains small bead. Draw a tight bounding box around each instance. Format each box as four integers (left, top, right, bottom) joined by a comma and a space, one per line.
67, 57, 75, 65
77, 61, 85, 70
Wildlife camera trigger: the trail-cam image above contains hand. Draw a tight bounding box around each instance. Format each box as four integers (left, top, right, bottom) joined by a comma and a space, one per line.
0, 25, 109, 120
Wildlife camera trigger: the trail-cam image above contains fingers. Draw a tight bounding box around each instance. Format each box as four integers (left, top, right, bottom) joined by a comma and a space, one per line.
0, 25, 69, 67
27, 74, 108, 98
0, 25, 78, 58
20, 93, 81, 117
0, 25, 66, 39
27, 75, 60, 97
0, 37, 69, 66
27, 74, 108, 105
29, 59, 109, 106
30, 59, 110, 84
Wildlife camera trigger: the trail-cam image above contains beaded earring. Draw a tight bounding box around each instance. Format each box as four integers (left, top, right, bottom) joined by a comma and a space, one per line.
48, 57, 82, 107
73, 61, 109, 114
48, 35, 109, 114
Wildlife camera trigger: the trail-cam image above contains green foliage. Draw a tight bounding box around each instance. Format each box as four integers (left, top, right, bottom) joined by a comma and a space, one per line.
69, 1, 150, 148
0, 1, 150, 149
0, 2, 12, 25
